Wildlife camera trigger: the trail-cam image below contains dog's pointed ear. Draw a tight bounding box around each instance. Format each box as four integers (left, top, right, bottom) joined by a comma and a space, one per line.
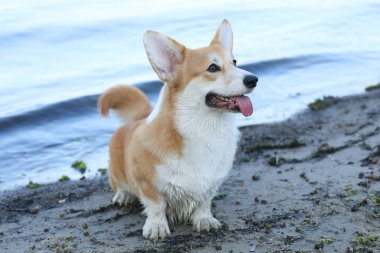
144, 31, 185, 84
210, 19, 233, 52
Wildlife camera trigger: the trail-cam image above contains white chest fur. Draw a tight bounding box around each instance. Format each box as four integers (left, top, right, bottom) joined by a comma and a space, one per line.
152, 85, 240, 220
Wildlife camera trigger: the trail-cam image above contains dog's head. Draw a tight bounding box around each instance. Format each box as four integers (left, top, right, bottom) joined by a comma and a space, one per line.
143, 19, 258, 117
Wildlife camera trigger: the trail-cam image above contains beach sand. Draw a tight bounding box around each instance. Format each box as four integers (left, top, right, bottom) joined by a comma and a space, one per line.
1, 89, 379, 253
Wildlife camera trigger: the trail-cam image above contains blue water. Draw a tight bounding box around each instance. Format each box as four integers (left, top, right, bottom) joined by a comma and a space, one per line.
1, 0, 380, 190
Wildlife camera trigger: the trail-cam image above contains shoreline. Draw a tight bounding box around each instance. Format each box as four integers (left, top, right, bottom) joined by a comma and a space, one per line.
1, 89, 380, 252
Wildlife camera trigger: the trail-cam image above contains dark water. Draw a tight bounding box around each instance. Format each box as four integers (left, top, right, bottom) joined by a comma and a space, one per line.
1, 0, 380, 189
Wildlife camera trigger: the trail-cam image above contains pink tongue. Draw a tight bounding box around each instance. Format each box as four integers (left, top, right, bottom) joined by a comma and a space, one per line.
235, 95, 253, 117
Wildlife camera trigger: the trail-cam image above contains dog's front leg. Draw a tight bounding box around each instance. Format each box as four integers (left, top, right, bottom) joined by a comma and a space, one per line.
140, 194, 170, 241
191, 197, 221, 233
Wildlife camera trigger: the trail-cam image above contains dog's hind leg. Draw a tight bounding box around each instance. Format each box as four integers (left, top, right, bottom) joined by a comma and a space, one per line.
112, 184, 137, 206
108, 159, 137, 206
108, 125, 139, 206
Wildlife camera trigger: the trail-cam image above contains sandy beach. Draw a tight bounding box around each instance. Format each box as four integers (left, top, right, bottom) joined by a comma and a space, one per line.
1, 88, 379, 253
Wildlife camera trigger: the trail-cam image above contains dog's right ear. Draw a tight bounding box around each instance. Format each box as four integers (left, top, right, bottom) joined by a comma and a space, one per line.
143, 31, 185, 84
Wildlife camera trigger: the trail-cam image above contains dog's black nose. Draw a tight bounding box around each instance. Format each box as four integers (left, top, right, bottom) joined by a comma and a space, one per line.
243, 75, 258, 89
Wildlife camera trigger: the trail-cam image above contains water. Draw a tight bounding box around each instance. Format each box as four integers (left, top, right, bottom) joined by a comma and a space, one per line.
1, 0, 380, 190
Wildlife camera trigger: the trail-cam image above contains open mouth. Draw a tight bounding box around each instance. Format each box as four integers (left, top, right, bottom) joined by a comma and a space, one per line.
205, 93, 253, 117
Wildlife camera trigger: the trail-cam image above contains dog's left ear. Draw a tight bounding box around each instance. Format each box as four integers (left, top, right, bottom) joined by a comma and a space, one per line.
144, 31, 185, 84
210, 19, 233, 53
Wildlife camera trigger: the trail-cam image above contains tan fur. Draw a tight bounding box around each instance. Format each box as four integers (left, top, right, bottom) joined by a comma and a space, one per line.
100, 82, 184, 204
108, 122, 141, 193
174, 44, 233, 86
98, 85, 152, 122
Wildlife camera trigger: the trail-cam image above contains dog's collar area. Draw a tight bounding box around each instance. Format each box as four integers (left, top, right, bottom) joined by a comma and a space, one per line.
205, 93, 253, 117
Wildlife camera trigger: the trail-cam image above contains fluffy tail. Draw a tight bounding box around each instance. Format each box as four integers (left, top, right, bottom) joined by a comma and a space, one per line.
98, 85, 152, 122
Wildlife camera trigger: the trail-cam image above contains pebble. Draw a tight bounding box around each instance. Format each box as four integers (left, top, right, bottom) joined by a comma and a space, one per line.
30, 207, 39, 214
351, 205, 359, 212
314, 243, 324, 250
82, 223, 88, 229
58, 199, 66, 204
83, 231, 89, 237
251, 175, 260, 181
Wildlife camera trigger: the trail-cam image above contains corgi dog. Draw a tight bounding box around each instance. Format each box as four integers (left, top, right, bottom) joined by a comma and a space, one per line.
98, 19, 258, 241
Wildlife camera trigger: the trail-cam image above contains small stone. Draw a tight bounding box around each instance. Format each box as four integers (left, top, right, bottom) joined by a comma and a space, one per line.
235, 200, 241, 205
0, 231, 3, 236
59, 213, 65, 219
58, 199, 66, 204
358, 181, 369, 187
83, 231, 89, 237
261, 200, 267, 205
358, 172, 364, 179
30, 207, 39, 214
351, 205, 359, 212
300, 172, 306, 178
255, 196, 260, 203
251, 175, 260, 181
314, 243, 324, 250
44, 228, 49, 232
215, 245, 222, 251
82, 223, 88, 229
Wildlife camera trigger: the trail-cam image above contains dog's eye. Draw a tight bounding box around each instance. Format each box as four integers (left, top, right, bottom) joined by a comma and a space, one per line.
207, 63, 221, 73
233, 59, 237, 66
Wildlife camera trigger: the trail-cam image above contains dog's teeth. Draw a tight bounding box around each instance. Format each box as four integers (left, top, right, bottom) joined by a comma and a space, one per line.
213, 94, 232, 102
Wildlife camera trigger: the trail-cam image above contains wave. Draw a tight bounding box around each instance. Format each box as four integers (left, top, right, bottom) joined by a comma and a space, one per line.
240, 54, 335, 74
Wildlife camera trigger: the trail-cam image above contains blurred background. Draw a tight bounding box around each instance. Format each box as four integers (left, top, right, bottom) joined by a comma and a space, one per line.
1, 0, 379, 190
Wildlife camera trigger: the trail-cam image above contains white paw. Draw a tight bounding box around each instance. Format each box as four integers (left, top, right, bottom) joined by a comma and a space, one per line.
193, 216, 221, 233
112, 190, 135, 206
142, 217, 170, 241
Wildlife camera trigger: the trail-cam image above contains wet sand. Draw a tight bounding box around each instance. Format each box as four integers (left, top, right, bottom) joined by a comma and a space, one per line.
1, 89, 379, 253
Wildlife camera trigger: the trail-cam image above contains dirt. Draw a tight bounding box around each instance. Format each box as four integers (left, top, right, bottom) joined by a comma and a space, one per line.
1, 90, 380, 253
